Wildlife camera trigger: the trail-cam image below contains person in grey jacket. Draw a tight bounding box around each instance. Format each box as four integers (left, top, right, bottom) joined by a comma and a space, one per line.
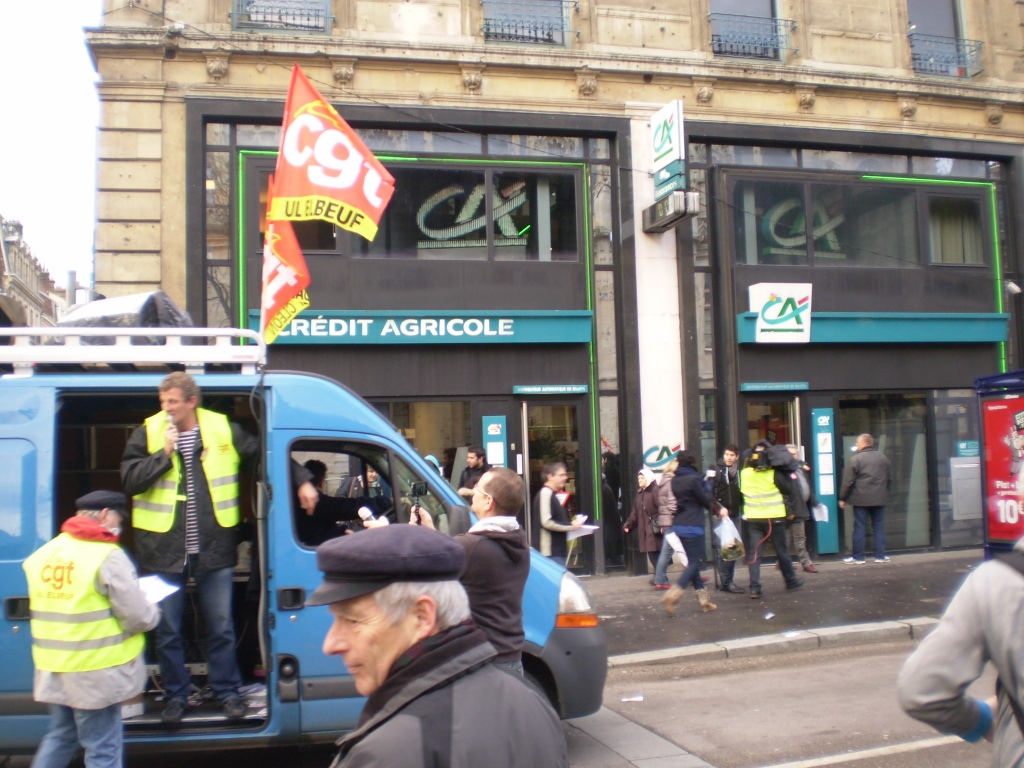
897, 538, 1024, 766
651, 457, 679, 589
838, 433, 891, 564
310, 524, 567, 768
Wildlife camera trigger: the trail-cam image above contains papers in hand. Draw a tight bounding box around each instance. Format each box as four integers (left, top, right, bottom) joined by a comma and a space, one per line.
568, 524, 599, 541
139, 574, 179, 604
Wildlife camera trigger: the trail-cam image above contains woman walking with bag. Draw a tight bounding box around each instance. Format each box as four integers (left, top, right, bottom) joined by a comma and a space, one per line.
623, 468, 661, 578
662, 451, 728, 616
652, 457, 679, 590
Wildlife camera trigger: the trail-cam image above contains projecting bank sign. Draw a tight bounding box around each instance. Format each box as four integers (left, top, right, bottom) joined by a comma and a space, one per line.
246, 310, 593, 345
748, 283, 813, 344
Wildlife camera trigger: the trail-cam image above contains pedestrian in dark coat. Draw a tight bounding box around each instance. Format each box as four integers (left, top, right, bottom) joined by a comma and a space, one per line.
623, 468, 661, 571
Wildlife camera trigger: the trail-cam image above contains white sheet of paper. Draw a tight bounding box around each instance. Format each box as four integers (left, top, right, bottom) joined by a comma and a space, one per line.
139, 574, 179, 604
818, 475, 835, 496
818, 454, 834, 474
567, 524, 599, 541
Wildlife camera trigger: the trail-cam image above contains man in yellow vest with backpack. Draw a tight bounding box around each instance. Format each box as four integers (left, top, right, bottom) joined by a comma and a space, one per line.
121, 372, 317, 724
24, 490, 159, 768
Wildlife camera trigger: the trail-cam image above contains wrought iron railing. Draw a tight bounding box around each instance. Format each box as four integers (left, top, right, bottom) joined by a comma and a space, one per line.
231, 0, 332, 33
482, 0, 577, 45
709, 13, 795, 60
908, 32, 982, 78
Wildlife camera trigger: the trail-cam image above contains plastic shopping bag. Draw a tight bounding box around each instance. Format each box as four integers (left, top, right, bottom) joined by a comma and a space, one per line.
715, 516, 745, 561
664, 531, 689, 567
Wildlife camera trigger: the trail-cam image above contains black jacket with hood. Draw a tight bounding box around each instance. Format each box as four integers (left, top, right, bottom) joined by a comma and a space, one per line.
456, 524, 530, 663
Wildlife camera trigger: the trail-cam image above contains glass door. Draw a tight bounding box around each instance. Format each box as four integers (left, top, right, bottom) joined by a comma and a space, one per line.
520, 398, 597, 572
745, 397, 801, 450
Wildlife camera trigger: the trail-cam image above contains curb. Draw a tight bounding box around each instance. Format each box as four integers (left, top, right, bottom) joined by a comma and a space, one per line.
606, 616, 939, 668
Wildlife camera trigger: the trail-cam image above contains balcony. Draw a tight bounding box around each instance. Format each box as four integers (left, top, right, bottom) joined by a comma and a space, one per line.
231, 0, 332, 33
908, 32, 982, 78
482, 0, 577, 45
709, 13, 795, 61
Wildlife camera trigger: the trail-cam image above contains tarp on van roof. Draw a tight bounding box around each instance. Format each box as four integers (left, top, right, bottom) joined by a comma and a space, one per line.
57, 290, 193, 345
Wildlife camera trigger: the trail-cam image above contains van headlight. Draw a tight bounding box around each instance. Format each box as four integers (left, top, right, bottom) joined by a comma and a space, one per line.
556, 572, 599, 628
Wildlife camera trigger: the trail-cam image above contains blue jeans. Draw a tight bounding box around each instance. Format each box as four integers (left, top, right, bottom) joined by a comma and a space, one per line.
155, 557, 242, 703
852, 505, 886, 560
673, 529, 706, 591
32, 703, 122, 768
653, 536, 674, 586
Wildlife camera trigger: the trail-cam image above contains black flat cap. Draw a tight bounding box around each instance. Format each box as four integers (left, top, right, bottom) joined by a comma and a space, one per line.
76, 490, 130, 519
307, 524, 465, 607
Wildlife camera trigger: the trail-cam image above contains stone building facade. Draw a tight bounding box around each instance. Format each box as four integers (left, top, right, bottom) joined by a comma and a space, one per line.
0, 217, 61, 327
87, 0, 1024, 571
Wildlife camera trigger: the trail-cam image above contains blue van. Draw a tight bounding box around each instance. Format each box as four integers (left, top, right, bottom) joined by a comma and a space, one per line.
0, 328, 606, 754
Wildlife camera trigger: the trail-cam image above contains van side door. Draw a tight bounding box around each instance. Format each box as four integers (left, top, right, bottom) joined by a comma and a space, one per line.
0, 385, 56, 734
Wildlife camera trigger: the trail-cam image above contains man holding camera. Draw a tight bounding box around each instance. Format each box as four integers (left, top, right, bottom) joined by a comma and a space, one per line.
414, 467, 530, 676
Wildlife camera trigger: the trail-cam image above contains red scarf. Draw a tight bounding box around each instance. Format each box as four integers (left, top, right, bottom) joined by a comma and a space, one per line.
61, 515, 120, 543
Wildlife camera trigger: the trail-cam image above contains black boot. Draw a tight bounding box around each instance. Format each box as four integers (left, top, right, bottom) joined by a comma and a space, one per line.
722, 581, 746, 594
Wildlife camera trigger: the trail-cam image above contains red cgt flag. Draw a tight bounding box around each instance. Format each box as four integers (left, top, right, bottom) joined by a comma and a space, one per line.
269, 64, 395, 241
260, 177, 310, 344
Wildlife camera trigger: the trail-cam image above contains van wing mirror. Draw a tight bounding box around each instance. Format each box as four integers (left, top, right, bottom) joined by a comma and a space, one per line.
448, 505, 472, 536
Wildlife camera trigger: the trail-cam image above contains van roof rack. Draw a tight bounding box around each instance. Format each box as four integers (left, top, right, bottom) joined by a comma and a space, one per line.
0, 328, 266, 376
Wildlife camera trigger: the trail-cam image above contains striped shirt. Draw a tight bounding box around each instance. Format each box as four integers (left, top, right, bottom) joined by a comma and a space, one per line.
177, 426, 201, 554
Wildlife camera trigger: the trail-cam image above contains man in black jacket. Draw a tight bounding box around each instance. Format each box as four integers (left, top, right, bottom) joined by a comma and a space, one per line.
710, 444, 746, 594
311, 525, 566, 767
415, 466, 530, 676
121, 372, 318, 723
839, 433, 892, 564
457, 445, 490, 499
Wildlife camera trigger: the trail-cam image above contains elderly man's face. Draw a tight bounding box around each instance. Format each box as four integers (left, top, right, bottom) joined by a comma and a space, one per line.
323, 593, 423, 697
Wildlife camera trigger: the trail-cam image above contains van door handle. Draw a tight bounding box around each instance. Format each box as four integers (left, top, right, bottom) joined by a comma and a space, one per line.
4, 597, 30, 621
277, 588, 305, 611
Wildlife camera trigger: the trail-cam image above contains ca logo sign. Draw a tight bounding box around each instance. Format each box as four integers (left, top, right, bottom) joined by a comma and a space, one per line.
817, 415, 830, 426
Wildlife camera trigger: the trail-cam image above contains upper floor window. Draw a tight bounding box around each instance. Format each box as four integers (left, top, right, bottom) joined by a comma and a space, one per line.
709, 0, 794, 61
906, 0, 981, 78
482, 0, 576, 46
231, 0, 332, 33
257, 163, 581, 262
730, 174, 987, 270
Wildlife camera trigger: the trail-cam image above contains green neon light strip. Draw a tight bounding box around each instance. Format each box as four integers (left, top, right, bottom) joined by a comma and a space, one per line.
581, 166, 602, 525
862, 174, 1006, 373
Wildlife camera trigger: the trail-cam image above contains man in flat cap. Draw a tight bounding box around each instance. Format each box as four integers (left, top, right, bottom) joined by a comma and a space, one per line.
23, 491, 160, 768
310, 525, 567, 768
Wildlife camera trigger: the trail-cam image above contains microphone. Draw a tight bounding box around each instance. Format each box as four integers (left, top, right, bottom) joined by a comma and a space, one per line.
166, 413, 178, 450
358, 506, 388, 526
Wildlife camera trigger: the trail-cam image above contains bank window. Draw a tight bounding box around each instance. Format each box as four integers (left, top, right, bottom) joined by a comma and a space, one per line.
733, 179, 808, 265
928, 197, 984, 266
809, 184, 918, 268
259, 166, 580, 262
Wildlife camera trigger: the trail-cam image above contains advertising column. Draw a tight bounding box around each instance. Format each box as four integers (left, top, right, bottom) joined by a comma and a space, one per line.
812, 408, 839, 553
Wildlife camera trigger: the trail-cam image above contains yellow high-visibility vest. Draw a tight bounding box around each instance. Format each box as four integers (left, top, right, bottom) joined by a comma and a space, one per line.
132, 408, 240, 532
23, 533, 144, 672
739, 467, 787, 519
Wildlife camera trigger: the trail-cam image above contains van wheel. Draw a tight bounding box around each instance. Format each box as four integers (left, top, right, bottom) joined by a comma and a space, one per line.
523, 663, 559, 715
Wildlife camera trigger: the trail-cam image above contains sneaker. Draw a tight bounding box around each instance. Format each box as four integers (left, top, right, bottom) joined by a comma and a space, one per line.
874, 556, 892, 563
749, 587, 763, 599
803, 564, 819, 573
843, 557, 866, 565
786, 578, 805, 591
654, 583, 671, 590
161, 698, 187, 724
222, 696, 246, 719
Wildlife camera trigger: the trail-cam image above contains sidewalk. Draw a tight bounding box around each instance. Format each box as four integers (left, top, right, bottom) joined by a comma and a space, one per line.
584, 548, 981, 661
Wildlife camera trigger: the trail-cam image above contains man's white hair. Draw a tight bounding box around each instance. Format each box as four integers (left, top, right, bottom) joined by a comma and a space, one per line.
373, 580, 470, 630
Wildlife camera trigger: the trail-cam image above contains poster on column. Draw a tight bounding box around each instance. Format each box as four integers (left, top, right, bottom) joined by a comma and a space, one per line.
981, 400, 1024, 544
